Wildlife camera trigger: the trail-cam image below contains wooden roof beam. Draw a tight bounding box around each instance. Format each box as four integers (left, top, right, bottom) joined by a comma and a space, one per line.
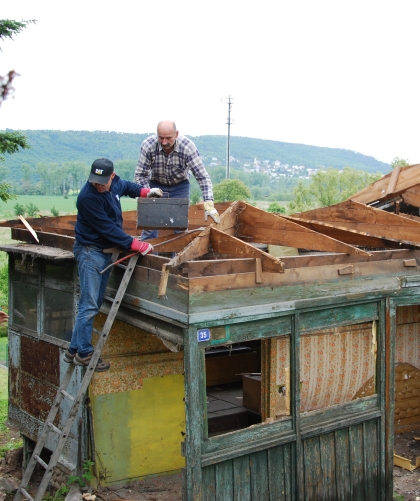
291, 200, 420, 247
236, 202, 372, 257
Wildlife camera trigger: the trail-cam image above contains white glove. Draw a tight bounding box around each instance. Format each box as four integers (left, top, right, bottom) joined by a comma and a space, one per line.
203, 201, 220, 224
147, 188, 164, 198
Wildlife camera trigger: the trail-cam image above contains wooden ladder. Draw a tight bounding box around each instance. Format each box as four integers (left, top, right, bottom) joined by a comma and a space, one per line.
13, 253, 140, 501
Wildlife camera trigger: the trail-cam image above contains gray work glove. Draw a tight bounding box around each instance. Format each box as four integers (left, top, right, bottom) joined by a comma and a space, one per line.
147, 188, 164, 198
203, 200, 220, 224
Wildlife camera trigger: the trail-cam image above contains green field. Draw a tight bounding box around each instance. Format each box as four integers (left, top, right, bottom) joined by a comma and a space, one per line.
0, 194, 138, 221
0, 195, 138, 267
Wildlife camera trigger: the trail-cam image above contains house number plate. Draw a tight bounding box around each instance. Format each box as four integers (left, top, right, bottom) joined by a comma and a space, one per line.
197, 328, 210, 342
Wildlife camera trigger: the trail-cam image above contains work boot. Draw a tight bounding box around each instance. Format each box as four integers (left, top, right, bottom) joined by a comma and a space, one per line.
74, 352, 110, 372
63, 349, 76, 363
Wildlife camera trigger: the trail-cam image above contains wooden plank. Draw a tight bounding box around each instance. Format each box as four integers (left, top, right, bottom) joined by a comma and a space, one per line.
290, 200, 420, 247
267, 446, 286, 501
282, 218, 399, 249
215, 460, 234, 501
338, 265, 354, 275
202, 465, 216, 501
188, 257, 414, 293
347, 163, 420, 204
232, 455, 251, 501
11, 228, 75, 251
300, 302, 378, 333
182, 258, 257, 277
335, 428, 350, 501
349, 424, 366, 501
303, 437, 321, 501
402, 186, 420, 208
210, 227, 284, 274
363, 420, 379, 500
386, 165, 401, 195
255, 258, 262, 283
236, 202, 371, 256
280, 248, 420, 270
320, 432, 337, 501
250, 450, 269, 501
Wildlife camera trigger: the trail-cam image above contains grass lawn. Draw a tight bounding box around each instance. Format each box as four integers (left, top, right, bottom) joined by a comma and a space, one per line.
0, 365, 22, 457
0, 194, 138, 221
0, 335, 7, 365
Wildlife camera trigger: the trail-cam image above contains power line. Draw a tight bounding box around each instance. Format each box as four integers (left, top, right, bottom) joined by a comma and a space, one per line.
226, 95, 233, 179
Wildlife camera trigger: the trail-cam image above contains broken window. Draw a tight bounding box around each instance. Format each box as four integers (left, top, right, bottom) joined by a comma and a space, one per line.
300, 321, 377, 413
43, 288, 74, 341
12, 282, 38, 332
205, 340, 262, 437
393, 305, 420, 470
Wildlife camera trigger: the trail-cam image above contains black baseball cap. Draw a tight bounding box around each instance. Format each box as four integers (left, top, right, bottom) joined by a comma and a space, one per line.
89, 158, 114, 185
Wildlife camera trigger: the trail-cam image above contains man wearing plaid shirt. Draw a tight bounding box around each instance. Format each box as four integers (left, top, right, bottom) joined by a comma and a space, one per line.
135, 120, 220, 240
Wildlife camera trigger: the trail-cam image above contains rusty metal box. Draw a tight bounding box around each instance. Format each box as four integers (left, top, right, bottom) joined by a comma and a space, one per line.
137, 198, 189, 230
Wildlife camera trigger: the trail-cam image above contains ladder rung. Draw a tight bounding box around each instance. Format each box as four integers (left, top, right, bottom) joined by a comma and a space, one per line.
60, 389, 74, 401
47, 422, 62, 435
34, 454, 48, 470
20, 488, 34, 501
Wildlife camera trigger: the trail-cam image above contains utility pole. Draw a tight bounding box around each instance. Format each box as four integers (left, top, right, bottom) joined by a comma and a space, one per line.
226, 95, 233, 179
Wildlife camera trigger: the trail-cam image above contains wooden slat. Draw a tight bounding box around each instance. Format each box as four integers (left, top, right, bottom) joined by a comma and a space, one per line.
182, 258, 257, 277
215, 461, 234, 501
283, 217, 400, 249
233, 456, 251, 501
303, 437, 321, 500
202, 466, 216, 501
320, 433, 337, 500
385, 165, 401, 195
335, 428, 351, 500
187, 256, 413, 293
290, 200, 420, 247
237, 202, 371, 256
349, 424, 366, 501
348, 163, 420, 204
11, 228, 75, 251
250, 450, 269, 501
210, 227, 284, 274
402, 186, 420, 208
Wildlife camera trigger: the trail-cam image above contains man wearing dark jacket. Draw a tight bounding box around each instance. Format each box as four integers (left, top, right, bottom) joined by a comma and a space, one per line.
63, 158, 162, 372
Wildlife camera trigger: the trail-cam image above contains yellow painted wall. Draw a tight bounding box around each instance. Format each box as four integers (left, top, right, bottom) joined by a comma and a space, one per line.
90, 374, 185, 483
89, 315, 185, 484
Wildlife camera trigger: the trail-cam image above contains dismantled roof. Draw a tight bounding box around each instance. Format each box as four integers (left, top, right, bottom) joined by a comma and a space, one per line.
1, 164, 420, 296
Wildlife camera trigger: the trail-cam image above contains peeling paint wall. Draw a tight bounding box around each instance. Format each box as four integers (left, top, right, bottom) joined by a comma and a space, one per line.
89, 315, 185, 484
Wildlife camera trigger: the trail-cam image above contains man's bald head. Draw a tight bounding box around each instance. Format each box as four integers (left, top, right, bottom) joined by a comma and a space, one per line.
157, 121, 177, 134
157, 121, 178, 154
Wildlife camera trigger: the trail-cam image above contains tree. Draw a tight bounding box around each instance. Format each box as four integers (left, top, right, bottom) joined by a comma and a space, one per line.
391, 157, 410, 170
0, 19, 35, 203
213, 179, 251, 202
288, 167, 382, 213
0, 19, 35, 104
267, 202, 286, 214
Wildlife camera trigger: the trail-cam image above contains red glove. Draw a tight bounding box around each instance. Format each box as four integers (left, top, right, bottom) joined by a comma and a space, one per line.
131, 238, 153, 255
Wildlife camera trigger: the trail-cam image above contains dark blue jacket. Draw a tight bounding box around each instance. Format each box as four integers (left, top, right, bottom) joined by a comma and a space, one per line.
75, 175, 142, 250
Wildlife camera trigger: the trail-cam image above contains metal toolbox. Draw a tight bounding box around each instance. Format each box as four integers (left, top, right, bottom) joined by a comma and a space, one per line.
137, 197, 189, 230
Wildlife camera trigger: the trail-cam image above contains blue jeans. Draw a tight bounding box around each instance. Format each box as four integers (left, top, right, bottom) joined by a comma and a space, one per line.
141, 179, 190, 241
69, 242, 112, 357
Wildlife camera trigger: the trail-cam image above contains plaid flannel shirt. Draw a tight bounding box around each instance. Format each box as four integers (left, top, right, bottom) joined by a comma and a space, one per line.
134, 135, 214, 201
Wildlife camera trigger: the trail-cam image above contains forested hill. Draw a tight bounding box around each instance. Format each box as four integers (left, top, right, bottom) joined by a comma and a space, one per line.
2, 129, 390, 174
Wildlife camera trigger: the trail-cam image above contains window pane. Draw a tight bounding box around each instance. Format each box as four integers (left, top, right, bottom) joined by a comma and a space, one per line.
206, 340, 262, 437
44, 288, 74, 341
300, 321, 376, 413
12, 282, 38, 332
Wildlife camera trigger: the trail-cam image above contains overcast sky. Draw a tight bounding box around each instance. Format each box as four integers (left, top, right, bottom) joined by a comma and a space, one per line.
1, 1, 419, 165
